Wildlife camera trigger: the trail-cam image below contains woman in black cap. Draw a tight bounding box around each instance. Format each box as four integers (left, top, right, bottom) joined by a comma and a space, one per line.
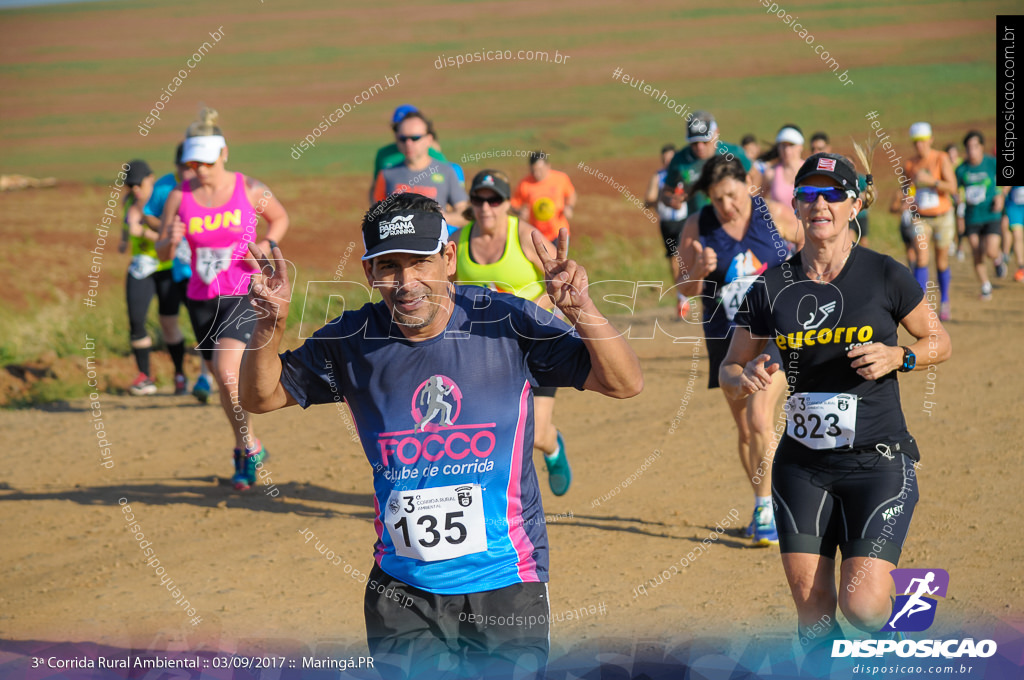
721, 152, 951, 652
118, 159, 190, 396
451, 169, 573, 496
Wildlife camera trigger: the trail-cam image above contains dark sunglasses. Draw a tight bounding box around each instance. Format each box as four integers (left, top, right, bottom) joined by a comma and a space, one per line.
471, 194, 504, 207
794, 186, 854, 203
397, 134, 425, 143
184, 160, 215, 171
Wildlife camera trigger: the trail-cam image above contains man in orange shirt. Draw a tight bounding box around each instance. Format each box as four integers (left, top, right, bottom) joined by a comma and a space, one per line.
903, 122, 957, 320
511, 151, 577, 242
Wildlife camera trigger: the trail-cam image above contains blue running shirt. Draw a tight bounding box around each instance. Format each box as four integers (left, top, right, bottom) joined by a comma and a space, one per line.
279, 285, 592, 594
699, 195, 790, 341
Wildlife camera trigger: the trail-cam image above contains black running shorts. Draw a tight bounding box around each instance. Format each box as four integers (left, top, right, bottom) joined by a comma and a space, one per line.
964, 220, 1002, 238
772, 436, 919, 564
364, 563, 549, 680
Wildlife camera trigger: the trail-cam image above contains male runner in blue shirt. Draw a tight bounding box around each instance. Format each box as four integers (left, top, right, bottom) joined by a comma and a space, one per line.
239, 193, 642, 678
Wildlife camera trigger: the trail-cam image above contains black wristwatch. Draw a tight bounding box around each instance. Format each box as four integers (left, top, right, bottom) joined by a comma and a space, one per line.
898, 346, 916, 372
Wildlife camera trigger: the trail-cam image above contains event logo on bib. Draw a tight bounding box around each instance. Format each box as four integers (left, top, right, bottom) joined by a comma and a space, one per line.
456, 485, 474, 507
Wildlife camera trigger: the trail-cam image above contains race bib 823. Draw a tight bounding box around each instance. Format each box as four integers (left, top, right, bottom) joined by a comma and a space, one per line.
786, 392, 857, 449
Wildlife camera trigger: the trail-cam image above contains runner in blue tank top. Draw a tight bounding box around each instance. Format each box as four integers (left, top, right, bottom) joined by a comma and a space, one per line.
676, 155, 802, 546
238, 193, 642, 678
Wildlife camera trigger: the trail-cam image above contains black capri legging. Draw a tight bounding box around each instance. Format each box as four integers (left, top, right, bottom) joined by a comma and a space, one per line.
126, 269, 187, 341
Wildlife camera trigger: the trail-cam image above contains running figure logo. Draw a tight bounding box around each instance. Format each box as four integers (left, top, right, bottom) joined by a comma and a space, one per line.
880, 568, 950, 633
411, 375, 463, 432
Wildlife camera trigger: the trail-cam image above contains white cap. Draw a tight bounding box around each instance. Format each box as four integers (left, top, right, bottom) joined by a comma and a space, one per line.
776, 127, 805, 146
909, 122, 932, 141
182, 135, 226, 163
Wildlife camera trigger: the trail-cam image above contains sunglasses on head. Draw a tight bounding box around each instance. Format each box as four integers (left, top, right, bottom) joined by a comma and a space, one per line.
471, 194, 504, 207
184, 160, 215, 171
794, 186, 855, 203
397, 134, 425, 143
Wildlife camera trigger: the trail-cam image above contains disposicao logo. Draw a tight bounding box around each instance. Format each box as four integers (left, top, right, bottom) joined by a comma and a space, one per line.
832, 569, 998, 659
883, 568, 949, 633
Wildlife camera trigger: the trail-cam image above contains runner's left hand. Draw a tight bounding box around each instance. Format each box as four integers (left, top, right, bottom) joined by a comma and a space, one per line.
848, 342, 902, 380
247, 241, 290, 327
533, 228, 591, 319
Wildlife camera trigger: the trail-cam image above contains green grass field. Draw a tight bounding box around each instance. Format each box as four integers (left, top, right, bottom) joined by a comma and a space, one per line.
0, 0, 1010, 181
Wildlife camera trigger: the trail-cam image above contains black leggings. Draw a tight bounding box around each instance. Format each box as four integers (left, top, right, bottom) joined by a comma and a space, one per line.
126, 269, 186, 341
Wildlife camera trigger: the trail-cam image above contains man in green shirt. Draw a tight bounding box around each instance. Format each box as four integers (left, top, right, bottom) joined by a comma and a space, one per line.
661, 110, 751, 217
369, 105, 450, 203
955, 130, 1006, 300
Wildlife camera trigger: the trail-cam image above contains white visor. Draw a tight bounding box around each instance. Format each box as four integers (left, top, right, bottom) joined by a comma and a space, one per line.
909, 122, 932, 141
182, 135, 226, 163
776, 127, 805, 146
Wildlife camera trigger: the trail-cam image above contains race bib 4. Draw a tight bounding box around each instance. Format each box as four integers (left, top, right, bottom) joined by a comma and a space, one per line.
385, 483, 487, 562
720, 275, 758, 322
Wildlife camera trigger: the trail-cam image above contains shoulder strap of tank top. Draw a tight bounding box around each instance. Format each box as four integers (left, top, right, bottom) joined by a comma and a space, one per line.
233, 173, 249, 203
506, 215, 520, 257
178, 176, 196, 210
458, 221, 475, 265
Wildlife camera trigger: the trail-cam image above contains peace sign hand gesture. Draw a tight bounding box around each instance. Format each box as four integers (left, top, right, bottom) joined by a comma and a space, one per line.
532, 228, 593, 322
246, 241, 290, 328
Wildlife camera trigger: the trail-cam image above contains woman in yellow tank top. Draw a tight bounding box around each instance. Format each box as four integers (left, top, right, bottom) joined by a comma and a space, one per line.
452, 170, 572, 496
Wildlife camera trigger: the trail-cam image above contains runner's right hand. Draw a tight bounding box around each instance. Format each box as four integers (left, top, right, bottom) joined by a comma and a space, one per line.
739, 354, 779, 395
693, 241, 717, 277
665, 186, 686, 210
170, 216, 186, 245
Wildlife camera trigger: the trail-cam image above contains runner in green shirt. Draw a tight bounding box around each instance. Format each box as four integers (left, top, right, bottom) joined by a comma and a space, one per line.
662, 110, 751, 218
955, 130, 1006, 300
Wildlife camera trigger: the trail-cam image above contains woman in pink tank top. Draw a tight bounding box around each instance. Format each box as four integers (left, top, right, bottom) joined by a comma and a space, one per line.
157, 107, 289, 491
757, 125, 805, 204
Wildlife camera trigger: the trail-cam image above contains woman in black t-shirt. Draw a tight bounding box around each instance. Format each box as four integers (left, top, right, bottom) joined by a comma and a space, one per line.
720, 153, 951, 651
